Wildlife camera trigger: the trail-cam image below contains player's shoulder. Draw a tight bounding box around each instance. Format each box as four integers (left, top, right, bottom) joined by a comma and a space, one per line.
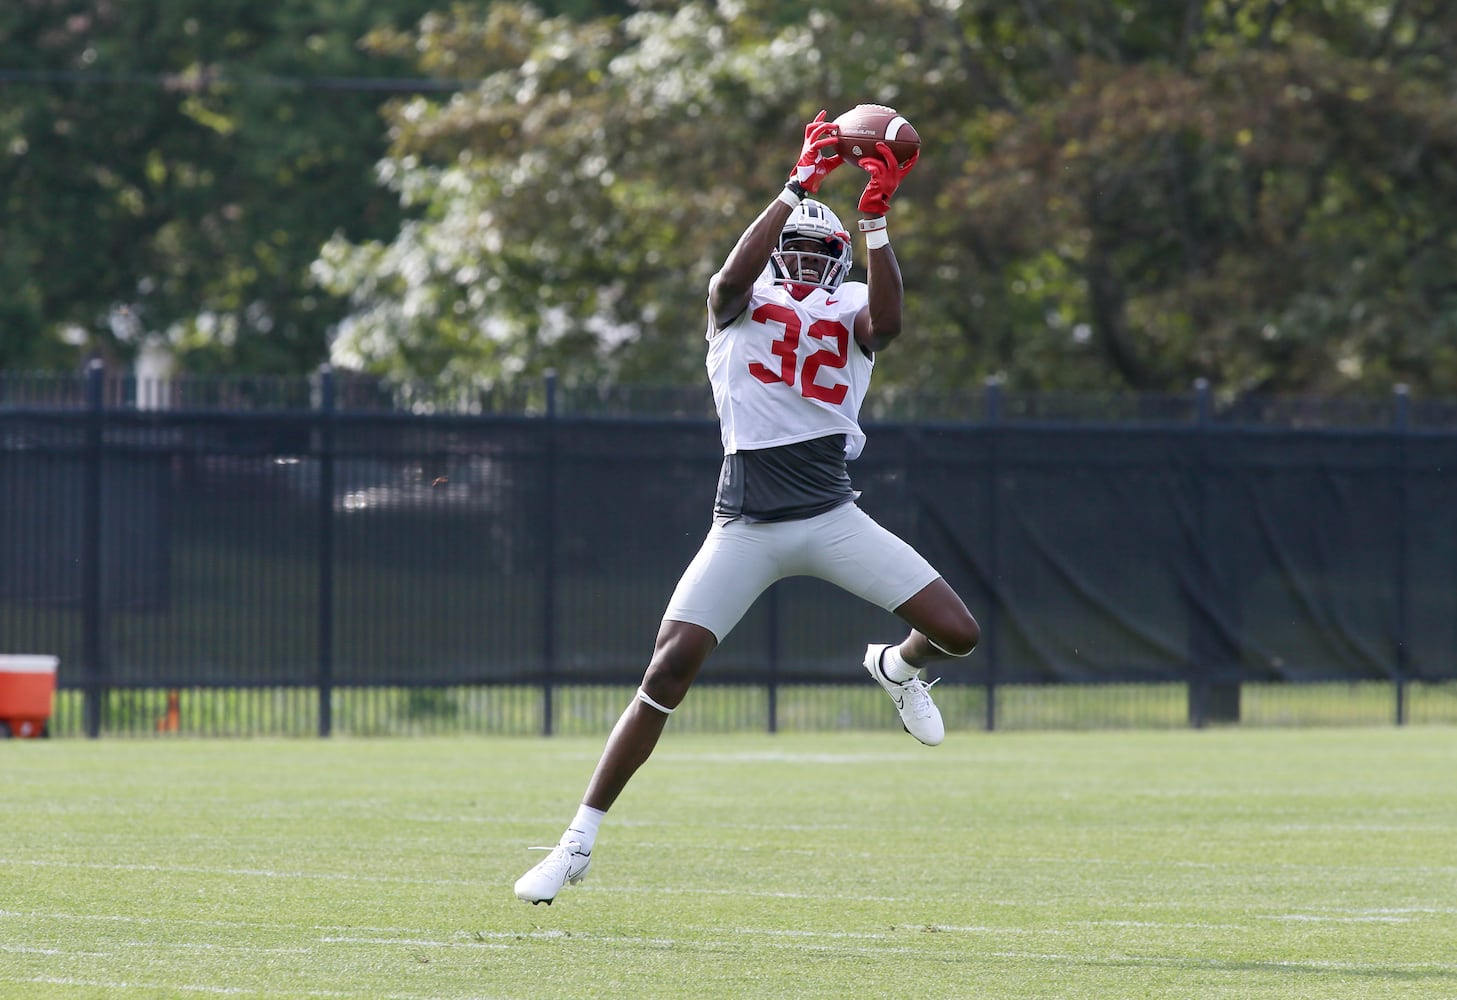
825, 281, 869, 307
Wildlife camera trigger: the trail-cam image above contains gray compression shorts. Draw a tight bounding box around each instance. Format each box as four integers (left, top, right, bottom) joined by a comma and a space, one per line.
662, 501, 941, 642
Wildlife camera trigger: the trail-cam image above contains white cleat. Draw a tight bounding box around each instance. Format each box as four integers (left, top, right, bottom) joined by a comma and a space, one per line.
514, 841, 591, 905
864, 643, 944, 746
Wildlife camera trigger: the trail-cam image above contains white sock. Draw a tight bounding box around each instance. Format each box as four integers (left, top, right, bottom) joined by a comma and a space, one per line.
564, 804, 605, 852
880, 644, 920, 683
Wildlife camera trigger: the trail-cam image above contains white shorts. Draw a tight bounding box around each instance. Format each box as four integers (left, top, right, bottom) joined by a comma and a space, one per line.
662, 502, 941, 642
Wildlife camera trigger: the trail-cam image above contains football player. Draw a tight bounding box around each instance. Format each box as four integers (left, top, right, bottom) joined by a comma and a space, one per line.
515, 110, 979, 905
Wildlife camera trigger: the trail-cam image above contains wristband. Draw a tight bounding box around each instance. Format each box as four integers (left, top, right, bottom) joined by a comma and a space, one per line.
864, 226, 890, 250
778, 181, 805, 208
857, 217, 888, 231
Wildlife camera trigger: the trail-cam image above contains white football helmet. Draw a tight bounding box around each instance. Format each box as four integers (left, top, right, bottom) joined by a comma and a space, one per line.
770, 198, 852, 292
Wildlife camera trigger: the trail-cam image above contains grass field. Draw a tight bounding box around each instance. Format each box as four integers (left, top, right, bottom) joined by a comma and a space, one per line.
2, 729, 1455, 999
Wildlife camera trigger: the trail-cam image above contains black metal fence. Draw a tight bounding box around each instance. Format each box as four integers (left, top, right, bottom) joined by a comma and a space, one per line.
3, 364, 1456, 737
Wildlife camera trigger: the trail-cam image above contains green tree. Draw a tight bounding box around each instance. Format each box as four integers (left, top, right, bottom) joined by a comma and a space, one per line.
318, 1, 1457, 396
939, 1, 1457, 395
316, 2, 872, 389
0, 0, 438, 373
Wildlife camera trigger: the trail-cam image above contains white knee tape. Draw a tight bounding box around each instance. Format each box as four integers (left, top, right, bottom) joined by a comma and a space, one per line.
928, 637, 973, 658
636, 686, 675, 715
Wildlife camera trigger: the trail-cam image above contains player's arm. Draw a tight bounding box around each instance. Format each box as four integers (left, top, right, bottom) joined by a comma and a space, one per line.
708, 199, 795, 332
851, 142, 918, 354
708, 111, 844, 332
854, 214, 903, 352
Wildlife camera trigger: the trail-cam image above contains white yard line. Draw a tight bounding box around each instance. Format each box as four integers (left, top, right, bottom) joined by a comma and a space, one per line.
1259, 913, 1414, 923
0, 943, 95, 956
13, 979, 456, 1000
19, 978, 276, 996
983, 951, 1457, 974
0, 857, 468, 886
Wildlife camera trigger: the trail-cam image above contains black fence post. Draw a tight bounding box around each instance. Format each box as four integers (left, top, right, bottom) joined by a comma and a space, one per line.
541, 371, 558, 737
1393, 383, 1410, 726
1187, 378, 1240, 727
983, 376, 1001, 732
316, 366, 336, 737
1189, 378, 1212, 727
81, 360, 106, 739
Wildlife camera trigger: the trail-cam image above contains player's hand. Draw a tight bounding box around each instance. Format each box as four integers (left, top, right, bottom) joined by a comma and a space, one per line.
857, 141, 919, 215
787, 110, 843, 195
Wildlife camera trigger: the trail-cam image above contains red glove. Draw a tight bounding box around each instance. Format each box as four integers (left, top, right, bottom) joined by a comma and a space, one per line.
787, 110, 844, 195
857, 141, 919, 215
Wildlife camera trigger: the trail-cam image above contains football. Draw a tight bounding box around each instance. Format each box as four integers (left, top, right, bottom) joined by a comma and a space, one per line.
832, 104, 920, 170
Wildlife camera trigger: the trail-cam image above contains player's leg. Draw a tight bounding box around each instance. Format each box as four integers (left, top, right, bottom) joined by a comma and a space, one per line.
806, 502, 979, 657
806, 503, 979, 743
889, 577, 980, 665
514, 521, 780, 904
581, 619, 717, 812
512, 621, 715, 906
587, 518, 785, 801
870, 578, 980, 739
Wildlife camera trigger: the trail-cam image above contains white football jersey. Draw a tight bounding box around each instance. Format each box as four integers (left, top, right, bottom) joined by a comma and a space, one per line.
706, 271, 875, 460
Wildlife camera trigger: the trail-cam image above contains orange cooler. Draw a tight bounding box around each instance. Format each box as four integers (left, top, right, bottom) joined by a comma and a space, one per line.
0, 655, 58, 738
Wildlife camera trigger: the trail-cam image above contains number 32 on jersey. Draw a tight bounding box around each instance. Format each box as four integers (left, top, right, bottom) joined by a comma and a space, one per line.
745, 302, 849, 405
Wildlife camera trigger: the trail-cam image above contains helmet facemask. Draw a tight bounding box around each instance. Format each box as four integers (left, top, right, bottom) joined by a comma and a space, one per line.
770, 199, 852, 295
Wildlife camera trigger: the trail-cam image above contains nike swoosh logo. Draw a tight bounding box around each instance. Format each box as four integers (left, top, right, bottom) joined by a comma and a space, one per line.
892, 693, 905, 710
825, 298, 839, 305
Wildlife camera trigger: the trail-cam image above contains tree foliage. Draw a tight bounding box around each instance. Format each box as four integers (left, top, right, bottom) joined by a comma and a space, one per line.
317, 0, 1457, 396
0, 0, 438, 372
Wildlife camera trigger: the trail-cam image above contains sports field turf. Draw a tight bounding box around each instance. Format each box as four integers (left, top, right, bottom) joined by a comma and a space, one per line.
3, 728, 1455, 999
